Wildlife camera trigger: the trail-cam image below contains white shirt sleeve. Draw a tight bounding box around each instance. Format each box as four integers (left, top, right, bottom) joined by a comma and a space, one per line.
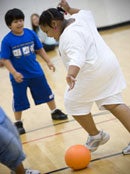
61, 28, 91, 68
60, 24, 94, 69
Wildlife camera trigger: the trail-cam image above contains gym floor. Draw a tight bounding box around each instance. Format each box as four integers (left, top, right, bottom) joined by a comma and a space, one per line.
0, 25, 130, 174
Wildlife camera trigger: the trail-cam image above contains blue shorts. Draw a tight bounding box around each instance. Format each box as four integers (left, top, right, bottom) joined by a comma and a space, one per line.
0, 107, 25, 170
11, 75, 54, 112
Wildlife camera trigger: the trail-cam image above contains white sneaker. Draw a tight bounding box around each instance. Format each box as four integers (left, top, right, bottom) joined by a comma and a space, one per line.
122, 143, 130, 155
85, 130, 110, 152
11, 169, 40, 174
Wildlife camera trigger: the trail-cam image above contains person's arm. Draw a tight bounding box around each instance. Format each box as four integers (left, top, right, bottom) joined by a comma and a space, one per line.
59, 0, 80, 15
2, 59, 23, 83
36, 48, 55, 72
66, 65, 80, 90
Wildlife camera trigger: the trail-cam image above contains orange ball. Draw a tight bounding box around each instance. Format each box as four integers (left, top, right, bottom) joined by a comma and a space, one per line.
65, 144, 91, 170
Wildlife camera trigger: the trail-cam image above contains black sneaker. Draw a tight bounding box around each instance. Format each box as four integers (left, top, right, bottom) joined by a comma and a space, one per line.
14, 121, 26, 135
51, 109, 68, 120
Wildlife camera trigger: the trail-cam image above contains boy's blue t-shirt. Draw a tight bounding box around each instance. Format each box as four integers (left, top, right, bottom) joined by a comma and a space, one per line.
1, 28, 44, 79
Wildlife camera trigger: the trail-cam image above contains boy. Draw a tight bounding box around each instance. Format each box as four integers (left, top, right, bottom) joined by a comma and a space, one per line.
0, 107, 40, 174
1, 8, 67, 135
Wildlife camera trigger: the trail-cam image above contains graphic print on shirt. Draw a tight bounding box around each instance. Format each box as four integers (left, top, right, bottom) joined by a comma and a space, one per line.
12, 41, 34, 58
22, 46, 30, 55
13, 48, 22, 57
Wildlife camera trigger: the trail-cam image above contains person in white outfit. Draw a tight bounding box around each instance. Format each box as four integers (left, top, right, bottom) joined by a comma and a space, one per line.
39, 0, 130, 154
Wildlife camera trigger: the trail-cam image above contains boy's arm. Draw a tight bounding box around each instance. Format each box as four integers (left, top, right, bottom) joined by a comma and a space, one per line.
59, 0, 80, 15
36, 48, 55, 72
2, 59, 23, 83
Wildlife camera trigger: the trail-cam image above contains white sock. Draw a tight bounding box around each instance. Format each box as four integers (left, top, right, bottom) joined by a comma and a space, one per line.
91, 131, 101, 139
15, 120, 22, 123
51, 108, 57, 114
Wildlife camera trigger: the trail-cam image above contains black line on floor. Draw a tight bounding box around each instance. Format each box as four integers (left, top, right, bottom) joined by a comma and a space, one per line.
24, 111, 109, 134
43, 152, 122, 174
91, 152, 122, 162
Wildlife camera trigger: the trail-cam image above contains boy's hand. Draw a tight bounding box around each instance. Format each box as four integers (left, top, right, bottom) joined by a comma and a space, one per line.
47, 61, 55, 72
12, 71, 24, 83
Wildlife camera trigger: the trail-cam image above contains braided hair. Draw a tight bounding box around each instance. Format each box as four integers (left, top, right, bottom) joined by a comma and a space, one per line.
39, 7, 66, 28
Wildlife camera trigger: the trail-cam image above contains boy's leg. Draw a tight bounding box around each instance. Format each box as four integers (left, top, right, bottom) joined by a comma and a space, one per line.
14, 111, 22, 121
96, 93, 130, 154
47, 99, 68, 120
29, 75, 68, 120
73, 114, 110, 152
11, 79, 29, 135
73, 113, 99, 135
64, 98, 110, 152
104, 104, 130, 132
14, 163, 25, 174
14, 111, 25, 135
104, 103, 130, 155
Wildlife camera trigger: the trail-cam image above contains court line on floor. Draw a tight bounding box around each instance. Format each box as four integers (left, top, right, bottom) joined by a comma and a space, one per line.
22, 117, 116, 145
24, 111, 110, 134
23, 106, 130, 136
43, 152, 122, 174
4, 151, 122, 173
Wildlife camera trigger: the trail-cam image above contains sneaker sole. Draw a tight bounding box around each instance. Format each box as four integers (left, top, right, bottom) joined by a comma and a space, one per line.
52, 117, 68, 120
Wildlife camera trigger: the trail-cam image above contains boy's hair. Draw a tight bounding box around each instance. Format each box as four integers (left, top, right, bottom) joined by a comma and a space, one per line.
39, 8, 64, 28
5, 8, 25, 26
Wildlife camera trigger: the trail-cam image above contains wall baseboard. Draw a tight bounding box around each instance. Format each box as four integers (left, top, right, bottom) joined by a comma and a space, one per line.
97, 21, 130, 31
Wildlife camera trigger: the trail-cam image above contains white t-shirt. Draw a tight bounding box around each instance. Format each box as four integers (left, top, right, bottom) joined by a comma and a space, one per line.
59, 10, 126, 102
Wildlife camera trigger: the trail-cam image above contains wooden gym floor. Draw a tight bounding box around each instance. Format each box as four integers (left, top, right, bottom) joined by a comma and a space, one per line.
0, 25, 130, 174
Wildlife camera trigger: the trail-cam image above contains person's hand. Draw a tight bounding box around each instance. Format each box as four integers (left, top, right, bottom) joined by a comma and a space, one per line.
58, 0, 70, 12
47, 61, 55, 72
12, 71, 24, 83
66, 74, 76, 90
